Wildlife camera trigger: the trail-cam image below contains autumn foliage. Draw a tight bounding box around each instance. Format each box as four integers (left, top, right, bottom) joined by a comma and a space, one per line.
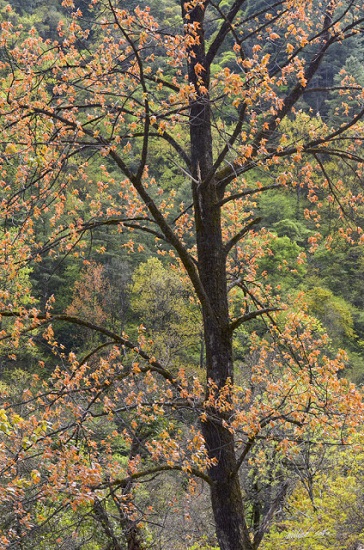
0, 0, 364, 548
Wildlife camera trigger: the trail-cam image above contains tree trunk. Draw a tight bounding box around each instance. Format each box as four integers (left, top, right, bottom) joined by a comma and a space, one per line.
182, 2, 253, 547
196, 180, 253, 550
196, 188, 253, 549
201, 419, 254, 550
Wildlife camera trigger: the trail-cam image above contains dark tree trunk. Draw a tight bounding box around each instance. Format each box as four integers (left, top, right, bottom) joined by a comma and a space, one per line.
195, 155, 253, 550
182, 2, 253, 548
201, 418, 254, 550
195, 178, 253, 550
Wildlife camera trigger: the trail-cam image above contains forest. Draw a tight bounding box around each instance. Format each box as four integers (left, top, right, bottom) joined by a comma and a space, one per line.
0, 0, 364, 548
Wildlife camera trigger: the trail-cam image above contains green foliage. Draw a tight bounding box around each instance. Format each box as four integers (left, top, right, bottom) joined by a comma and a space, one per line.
130, 258, 202, 369
273, 219, 312, 243
308, 244, 364, 308
262, 440, 364, 550
258, 235, 307, 290
258, 190, 303, 231
304, 287, 355, 342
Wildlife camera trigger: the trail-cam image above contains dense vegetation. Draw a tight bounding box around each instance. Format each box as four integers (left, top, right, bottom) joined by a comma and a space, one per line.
0, 0, 363, 548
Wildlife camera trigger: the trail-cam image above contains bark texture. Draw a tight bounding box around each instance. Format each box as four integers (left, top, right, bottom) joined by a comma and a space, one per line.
182, 2, 254, 548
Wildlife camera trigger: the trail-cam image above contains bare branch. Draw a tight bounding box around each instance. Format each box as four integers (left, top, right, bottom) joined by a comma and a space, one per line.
206, 104, 247, 184
253, 481, 289, 548
229, 307, 281, 334
37, 217, 168, 257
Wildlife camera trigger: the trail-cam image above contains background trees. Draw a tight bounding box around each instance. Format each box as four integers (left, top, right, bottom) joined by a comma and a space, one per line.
0, 0, 364, 548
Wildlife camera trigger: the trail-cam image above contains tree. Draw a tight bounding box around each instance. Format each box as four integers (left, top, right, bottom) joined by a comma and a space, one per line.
261, 436, 364, 550
0, 1, 364, 549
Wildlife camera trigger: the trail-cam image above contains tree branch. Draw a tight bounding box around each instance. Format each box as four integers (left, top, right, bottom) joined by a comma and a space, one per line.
215, 184, 283, 209
109, 148, 215, 319
205, 104, 247, 184
229, 307, 281, 334
98, 464, 213, 487
253, 481, 289, 548
224, 217, 261, 255
149, 130, 191, 170
36, 217, 168, 258
206, 0, 248, 67
0, 311, 177, 386
215, 9, 339, 188
26, 106, 212, 318
312, 153, 352, 221
144, 74, 180, 92
107, 0, 150, 182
